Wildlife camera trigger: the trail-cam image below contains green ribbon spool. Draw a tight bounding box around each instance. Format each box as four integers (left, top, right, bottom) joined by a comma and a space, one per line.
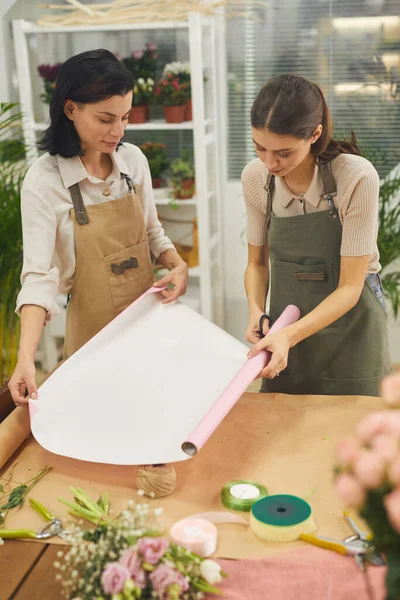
221, 480, 268, 512
251, 494, 311, 527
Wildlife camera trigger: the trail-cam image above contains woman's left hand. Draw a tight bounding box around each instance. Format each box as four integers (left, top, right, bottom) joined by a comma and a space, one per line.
247, 329, 292, 379
154, 262, 189, 304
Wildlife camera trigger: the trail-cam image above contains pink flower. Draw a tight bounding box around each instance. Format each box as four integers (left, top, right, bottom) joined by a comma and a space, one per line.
101, 562, 130, 595
146, 42, 158, 52
390, 456, 400, 485
335, 473, 366, 507
336, 438, 360, 467
138, 537, 169, 564
353, 450, 385, 489
149, 564, 189, 596
119, 548, 146, 589
133, 50, 144, 60
384, 488, 400, 533
356, 411, 400, 442
171, 79, 180, 91
371, 434, 399, 462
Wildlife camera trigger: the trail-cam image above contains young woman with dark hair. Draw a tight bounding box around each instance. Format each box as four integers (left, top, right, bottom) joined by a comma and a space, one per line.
243, 74, 390, 396
9, 49, 188, 407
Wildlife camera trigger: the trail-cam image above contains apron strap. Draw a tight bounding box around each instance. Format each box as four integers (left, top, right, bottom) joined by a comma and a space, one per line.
69, 175, 137, 227
264, 172, 275, 230
319, 162, 339, 219
69, 183, 89, 225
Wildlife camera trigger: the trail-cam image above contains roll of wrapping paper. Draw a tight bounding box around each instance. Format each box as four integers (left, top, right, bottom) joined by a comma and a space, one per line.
0, 408, 31, 469
221, 480, 268, 512
181, 304, 301, 456
250, 494, 317, 542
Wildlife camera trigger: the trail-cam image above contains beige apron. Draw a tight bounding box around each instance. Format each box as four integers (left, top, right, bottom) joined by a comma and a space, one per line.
63, 174, 155, 359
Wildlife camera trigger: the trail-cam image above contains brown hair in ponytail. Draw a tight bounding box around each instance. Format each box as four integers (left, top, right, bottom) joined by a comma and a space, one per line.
250, 74, 361, 161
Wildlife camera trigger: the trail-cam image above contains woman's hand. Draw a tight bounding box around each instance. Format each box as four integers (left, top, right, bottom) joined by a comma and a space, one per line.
154, 262, 189, 304
8, 355, 38, 407
248, 328, 292, 379
246, 309, 270, 344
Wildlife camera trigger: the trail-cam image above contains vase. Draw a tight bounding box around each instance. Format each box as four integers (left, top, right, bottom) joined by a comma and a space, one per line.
174, 178, 195, 200
129, 105, 148, 124
163, 105, 185, 124
184, 99, 192, 121
152, 177, 163, 189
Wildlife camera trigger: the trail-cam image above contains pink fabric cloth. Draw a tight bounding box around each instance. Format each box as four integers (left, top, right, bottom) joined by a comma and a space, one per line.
209, 547, 386, 600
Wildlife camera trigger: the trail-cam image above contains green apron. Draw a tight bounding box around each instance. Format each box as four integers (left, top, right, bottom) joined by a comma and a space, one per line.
260, 161, 391, 397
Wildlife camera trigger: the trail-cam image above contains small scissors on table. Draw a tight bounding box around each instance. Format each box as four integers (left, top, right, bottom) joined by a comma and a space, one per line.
0, 499, 69, 541
301, 510, 386, 571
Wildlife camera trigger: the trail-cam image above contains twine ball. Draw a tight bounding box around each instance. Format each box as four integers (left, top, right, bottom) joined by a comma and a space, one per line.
136, 464, 177, 498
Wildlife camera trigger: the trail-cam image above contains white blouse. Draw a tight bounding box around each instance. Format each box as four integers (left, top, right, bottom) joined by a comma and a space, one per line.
16, 143, 174, 322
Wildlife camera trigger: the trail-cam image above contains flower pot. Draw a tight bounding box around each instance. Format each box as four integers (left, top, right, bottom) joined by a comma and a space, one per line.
152, 177, 163, 189
129, 105, 148, 124
184, 99, 192, 121
163, 105, 185, 124
173, 178, 195, 200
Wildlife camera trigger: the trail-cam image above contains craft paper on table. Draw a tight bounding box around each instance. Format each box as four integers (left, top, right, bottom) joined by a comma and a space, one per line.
29, 288, 300, 465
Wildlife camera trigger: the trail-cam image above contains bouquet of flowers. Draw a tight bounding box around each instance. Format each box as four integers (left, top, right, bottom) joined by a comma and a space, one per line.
37, 63, 63, 104
334, 373, 400, 600
133, 79, 155, 106
123, 43, 158, 81
54, 488, 226, 600
139, 142, 170, 180
154, 73, 189, 107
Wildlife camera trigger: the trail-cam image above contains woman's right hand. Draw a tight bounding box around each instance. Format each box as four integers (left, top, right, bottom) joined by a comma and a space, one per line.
8, 355, 38, 407
246, 309, 270, 344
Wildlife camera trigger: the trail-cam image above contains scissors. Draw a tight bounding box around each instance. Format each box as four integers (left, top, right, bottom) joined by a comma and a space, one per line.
258, 313, 273, 339
0, 499, 69, 541
301, 510, 386, 571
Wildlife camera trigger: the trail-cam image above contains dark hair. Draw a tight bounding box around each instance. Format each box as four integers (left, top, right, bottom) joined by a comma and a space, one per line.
39, 49, 133, 157
250, 74, 360, 162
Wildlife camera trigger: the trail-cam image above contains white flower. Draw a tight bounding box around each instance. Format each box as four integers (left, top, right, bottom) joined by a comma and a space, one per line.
199, 559, 222, 585
147, 78, 154, 85
138, 78, 145, 85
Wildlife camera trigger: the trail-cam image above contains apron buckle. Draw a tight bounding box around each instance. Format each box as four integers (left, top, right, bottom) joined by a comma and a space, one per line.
111, 257, 139, 274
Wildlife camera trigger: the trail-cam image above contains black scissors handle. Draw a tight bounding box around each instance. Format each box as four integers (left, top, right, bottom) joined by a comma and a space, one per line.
259, 314, 273, 339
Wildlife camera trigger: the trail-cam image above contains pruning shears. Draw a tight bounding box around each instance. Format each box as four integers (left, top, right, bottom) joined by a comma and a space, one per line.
300, 510, 386, 571
0, 499, 69, 541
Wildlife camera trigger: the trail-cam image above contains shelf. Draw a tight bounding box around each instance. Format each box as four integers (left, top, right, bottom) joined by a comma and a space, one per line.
153, 189, 197, 206
33, 120, 195, 132
21, 20, 191, 34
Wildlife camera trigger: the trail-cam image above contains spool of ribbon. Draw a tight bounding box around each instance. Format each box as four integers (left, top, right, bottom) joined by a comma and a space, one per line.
170, 518, 218, 557
250, 494, 317, 542
221, 480, 268, 512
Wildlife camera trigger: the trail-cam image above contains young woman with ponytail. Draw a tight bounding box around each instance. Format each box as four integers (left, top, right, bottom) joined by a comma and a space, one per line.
243, 74, 390, 396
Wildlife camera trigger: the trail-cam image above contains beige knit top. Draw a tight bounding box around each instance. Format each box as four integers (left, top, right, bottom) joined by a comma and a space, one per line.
242, 153, 381, 273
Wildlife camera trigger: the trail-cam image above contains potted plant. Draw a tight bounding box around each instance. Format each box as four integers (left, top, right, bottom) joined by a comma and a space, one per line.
122, 42, 158, 81
169, 150, 195, 199
140, 142, 170, 188
163, 62, 192, 120
37, 63, 63, 105
130, 78, 155, 124
0, 103, 27, 386
154, 72, 189, 124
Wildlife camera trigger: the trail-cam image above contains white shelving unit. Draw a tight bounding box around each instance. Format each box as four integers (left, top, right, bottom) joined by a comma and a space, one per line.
11, 14, 225, 368
12, 15, 225, 370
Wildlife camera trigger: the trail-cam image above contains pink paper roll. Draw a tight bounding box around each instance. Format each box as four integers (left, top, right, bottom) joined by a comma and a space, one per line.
181, 305, 300, 456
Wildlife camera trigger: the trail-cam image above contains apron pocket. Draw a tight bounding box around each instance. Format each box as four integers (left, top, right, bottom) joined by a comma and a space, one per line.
271, 260, 339, 328
104, 241, 155, 315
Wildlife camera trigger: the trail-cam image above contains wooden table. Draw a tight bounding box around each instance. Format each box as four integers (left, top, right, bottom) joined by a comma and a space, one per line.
0, 390, 387, 599
1, 541, 62, 600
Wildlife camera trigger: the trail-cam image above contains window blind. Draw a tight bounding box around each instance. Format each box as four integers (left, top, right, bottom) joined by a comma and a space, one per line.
226, 0, 400, 179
